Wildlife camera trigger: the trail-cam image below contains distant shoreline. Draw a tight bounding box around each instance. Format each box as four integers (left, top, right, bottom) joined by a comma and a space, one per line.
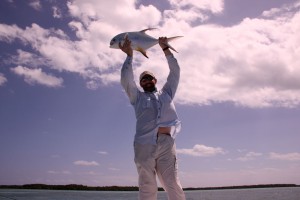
0, 184, 299, 191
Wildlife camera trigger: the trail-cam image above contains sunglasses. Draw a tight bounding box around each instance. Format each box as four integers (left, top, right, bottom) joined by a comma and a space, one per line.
141, 76, 155, 82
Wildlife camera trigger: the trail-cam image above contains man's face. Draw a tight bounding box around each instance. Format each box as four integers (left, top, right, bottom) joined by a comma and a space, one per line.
140, 75, 157, 92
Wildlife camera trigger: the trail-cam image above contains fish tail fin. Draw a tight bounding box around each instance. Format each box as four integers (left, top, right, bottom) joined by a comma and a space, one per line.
167, 36, 183, 42
165, 36, 183, 53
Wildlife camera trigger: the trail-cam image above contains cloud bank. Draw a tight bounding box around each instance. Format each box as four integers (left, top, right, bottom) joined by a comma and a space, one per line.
11, 66, 63, 87
237, 152, 263, 161
270, 152, 300, 161
0, 73, 7, 86
1, 0, 300, 107
177, 144, 226, 157
73, 160, 99, 166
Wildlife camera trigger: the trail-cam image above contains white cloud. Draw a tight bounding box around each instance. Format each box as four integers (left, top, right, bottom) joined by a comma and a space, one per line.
73, 160, 99, 166
1, 0, 161, 89
177, 144, 226, 157
11, 66, 63, 87
66, 0, 300, 108
52, 6, 62, 19
108, 168, 120, 171
269, 152, 300, 161
165, 0, 224, 23
0, 73, 7, 86
29, 0, 42, 11
0, 23, 85, 74
262, 1, 300, 18
9, 49, 50, 68
262, 8, 281, 17
1, 0, 300, 107
237, 152, 263, 162
67, 0, 161, 28
98, 151, 108, 155
48, 170, 71, 175
173, 4, 300, 108
0, 23, 23, 42
169, 0, 224, 14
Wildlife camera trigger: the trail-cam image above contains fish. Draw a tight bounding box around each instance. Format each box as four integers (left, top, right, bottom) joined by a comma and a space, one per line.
109, 28, 183, 58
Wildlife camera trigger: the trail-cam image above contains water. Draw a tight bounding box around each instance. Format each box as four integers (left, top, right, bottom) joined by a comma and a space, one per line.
0, 187, 300, 200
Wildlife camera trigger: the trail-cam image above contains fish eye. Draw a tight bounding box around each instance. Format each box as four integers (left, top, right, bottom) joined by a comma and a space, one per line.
110, 38, 116, 45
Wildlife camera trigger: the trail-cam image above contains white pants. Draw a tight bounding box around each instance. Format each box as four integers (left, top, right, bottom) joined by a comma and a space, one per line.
134, 134, 186, 200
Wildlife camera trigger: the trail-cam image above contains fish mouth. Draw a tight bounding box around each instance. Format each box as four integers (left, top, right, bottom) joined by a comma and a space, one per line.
109, 45, 117, 49
109, 42, 115, 48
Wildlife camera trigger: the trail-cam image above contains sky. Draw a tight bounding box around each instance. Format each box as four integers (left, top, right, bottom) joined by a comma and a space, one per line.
0, 0, 300, 188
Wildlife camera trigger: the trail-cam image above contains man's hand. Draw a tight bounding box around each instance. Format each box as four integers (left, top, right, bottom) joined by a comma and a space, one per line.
159, 37, 168, 49
119, 35, 133, 57
159, 37, 172, 56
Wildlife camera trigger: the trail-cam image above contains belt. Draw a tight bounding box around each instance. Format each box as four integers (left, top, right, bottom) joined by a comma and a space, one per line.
157, 133, 171, 136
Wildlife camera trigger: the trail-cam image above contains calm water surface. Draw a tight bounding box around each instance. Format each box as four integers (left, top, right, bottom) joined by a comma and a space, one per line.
0, 187, 300, 200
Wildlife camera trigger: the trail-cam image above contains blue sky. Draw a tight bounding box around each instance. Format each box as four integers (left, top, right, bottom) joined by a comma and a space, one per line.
1, 0, 300, 187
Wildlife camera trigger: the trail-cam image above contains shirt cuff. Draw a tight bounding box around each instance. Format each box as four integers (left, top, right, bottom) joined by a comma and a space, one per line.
166, 54, 175, 60
126, 56, 133, 63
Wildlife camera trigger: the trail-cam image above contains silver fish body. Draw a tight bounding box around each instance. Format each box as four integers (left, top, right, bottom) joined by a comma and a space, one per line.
109, 28, 182, 58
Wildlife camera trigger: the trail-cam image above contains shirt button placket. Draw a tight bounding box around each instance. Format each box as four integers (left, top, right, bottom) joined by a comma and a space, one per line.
157, 99, 161, 120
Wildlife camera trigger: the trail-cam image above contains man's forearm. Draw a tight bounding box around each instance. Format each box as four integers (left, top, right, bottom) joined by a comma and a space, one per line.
120, 56, 138, 104
121, 56, 133, 88
163, 48, 172, 56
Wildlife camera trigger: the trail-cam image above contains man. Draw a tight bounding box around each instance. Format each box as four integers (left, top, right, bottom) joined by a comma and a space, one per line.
119, 36, 185, 200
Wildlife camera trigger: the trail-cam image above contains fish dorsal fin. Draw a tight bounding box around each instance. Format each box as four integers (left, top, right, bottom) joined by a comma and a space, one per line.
140, 28, 157, 34
136, 47, 149, 58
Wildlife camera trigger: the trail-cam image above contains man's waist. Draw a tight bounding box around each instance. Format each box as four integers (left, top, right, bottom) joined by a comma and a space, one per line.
158, 127, 171, 135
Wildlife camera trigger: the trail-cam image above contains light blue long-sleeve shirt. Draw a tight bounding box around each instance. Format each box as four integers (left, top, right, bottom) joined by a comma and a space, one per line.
121, 54, 181, 144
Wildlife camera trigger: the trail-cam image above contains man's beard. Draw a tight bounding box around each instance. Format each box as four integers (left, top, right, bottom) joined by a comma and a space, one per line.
142, 82, 156, 92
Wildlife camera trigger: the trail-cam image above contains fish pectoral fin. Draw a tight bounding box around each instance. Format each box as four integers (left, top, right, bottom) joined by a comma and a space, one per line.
136, 47, 149, 58
162, 43, 178, 53
168, 44, 178, 53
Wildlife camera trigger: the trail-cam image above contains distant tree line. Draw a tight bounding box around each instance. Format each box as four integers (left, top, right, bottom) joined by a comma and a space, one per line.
0, 184, 139, 191
0, 184, 298, 191
184, 184, 299, 191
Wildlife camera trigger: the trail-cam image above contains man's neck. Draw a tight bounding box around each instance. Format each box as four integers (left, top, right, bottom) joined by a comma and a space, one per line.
144, 87, 157, 93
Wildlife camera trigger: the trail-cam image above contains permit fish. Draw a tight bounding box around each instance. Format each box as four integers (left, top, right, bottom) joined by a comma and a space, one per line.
109, 28, 183, 58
